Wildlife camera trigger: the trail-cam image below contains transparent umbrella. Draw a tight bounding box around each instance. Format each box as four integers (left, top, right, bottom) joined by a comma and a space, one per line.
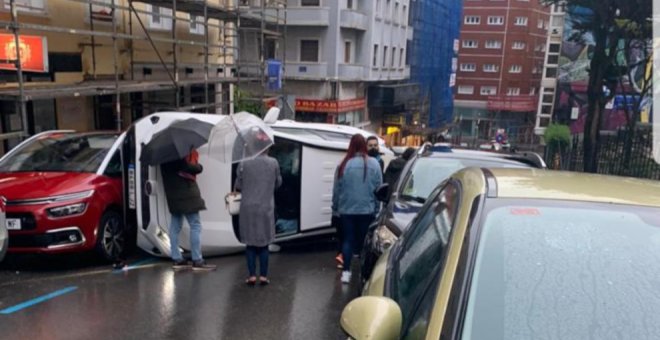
207, 112, 275, 163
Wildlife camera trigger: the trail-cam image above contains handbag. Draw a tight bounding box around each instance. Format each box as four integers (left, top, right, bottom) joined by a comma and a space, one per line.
225, 163, 243, 216
225, 192, 241, 216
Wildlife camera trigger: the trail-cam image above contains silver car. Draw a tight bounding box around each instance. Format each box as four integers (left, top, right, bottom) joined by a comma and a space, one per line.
0, 199, 6, 262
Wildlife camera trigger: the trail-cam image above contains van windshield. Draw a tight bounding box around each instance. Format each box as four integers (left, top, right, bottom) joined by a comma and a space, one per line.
0, 133, 118, 173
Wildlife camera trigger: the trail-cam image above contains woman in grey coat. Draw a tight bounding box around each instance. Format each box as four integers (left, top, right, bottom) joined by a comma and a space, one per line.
234, 149, 282, 285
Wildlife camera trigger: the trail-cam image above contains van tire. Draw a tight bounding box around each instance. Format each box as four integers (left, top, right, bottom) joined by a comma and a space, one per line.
95, 210, 125, 261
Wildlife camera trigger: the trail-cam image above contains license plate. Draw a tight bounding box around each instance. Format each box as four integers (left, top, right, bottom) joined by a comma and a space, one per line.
6, 218, 21, 230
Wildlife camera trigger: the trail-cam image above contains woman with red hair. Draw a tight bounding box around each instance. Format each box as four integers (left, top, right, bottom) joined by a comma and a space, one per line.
332, 134, 383, 284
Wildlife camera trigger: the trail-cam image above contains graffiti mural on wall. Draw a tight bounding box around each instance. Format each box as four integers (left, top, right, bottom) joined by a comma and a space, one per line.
555, 6, 653, 134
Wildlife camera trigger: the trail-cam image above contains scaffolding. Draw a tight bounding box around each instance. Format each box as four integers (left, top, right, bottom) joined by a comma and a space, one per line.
0, 0, 286, 140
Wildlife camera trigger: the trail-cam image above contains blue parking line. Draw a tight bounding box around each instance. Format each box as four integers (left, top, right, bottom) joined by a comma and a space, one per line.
112, 257, 160, 273
0, 286, 78, 315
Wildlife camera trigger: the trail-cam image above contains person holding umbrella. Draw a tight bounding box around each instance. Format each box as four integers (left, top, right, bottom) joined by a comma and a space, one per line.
140, 118, 216, 271
233, 127, 282, 285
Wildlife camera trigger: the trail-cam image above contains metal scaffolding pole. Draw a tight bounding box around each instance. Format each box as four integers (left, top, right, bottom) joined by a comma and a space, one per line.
88, 0, 97, 79
9, 0, 28, 139
112, 0, 121, 131
203, 0, 209, 113
172, 0, 179, 109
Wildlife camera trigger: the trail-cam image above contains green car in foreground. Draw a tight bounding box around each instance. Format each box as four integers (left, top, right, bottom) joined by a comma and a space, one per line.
341, 168, 660, 340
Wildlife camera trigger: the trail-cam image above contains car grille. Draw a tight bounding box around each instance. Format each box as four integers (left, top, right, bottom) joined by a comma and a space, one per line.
6, 213, 37, 231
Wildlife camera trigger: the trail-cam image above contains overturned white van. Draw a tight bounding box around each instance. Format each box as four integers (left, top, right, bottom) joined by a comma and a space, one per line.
121, 112, 390, 258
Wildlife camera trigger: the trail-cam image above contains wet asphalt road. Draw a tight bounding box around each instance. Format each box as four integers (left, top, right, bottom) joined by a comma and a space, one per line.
0, 240, 357, 340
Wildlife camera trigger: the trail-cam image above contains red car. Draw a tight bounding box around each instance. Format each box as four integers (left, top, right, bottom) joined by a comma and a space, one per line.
0, 131, 125, 260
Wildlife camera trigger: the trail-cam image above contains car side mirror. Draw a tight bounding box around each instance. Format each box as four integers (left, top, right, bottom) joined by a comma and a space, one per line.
340, 296, 402, 340
375, 183, 390, 203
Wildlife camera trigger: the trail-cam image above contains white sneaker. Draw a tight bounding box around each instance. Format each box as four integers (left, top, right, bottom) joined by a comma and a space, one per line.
341, 271, 352, 284
268, 244, 281, 252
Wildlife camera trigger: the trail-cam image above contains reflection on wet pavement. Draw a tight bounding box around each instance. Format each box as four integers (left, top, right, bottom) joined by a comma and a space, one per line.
0, 241, 357, 339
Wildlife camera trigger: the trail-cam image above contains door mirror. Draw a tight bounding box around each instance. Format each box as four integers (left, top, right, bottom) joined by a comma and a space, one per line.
340, 296, 402, 340
375, 183, 390, 203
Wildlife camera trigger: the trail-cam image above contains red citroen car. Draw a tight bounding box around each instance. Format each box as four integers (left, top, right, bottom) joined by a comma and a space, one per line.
0, 131, 125, 260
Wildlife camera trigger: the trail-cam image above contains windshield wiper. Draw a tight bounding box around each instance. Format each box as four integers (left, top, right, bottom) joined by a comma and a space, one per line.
400, 194, 426, 204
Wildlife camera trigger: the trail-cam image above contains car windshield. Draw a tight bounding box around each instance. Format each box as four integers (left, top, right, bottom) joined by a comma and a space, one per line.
400, 157, 527, 201
462, 199, 660, 339
0, 133, 117, 173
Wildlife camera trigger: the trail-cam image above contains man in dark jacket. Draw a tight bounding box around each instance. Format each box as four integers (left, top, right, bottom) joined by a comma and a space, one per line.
161, 151, 216, 271
366, 136, 384, 173
383, 147, 416, 194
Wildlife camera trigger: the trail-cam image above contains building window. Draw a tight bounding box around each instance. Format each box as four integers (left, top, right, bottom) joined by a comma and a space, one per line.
514, 17, 528, 26
391, 47, 396, 67
4, 0, 45, 13
458, 85, 475, 95
460, 63, 477, 72
507, 88, 521, 96
488, 16, 504, 25
509, 65, 522, 73
481, 86, 497, 95
530, 87, 537, 95
300, 40, 319, 62
402, 5, 407, 25
512, 41, 526, 50
532, 66, 539, 74
376, 0, 381, 17
190, 15, 205, 35
547, 54, 559, 65
386, 0, 391, 18
549, 43, 560, 53
465, 16, 481, 25
546, 67, 558, 78
399, 49, 404, 67
383, 46, 388, 67
147, 5, 173, 30
344, 41, 352, 63
301, 0, 320, 6
394, 3, 399, 23
538, 19, 544, 28
462, 40, 478, 49
347, 0, 354, 9
485, 40, 502, 49
373, 44, 379, 67
483, 64, 499, 73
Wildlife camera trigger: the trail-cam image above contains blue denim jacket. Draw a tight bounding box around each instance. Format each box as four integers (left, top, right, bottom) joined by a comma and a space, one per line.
332, 155, 383, 215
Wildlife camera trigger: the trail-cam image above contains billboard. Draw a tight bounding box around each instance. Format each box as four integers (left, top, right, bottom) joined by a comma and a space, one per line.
0, 34, 48, 73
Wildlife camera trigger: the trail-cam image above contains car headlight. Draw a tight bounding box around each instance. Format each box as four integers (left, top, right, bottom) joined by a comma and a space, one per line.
375, 225, 398, 252
47, 203, 87, 218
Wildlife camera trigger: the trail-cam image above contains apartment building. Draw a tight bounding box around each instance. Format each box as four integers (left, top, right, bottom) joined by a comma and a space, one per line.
454, 0, 551, 143
277, 0, 411, 126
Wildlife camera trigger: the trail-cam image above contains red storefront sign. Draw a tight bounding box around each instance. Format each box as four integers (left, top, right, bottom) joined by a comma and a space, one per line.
264, 98, 366, 113
487, 95, 537, 112
0, 34, 49, 73
295, 98, 366, 113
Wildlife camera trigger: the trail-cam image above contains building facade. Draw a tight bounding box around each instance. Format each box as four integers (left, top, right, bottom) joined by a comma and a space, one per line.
0, 0, 272, 154
453, 0, 550, 145
278, 0, 411, 127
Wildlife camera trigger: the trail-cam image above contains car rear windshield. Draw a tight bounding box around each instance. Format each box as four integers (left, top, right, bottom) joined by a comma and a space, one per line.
400, 157, 528, 201
462, 199, 660, 339
0, 133, 117, 173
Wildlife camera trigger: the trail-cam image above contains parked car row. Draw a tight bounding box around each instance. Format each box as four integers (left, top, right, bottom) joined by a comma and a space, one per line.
341, 165, 660, 339
0, 113, 395, 262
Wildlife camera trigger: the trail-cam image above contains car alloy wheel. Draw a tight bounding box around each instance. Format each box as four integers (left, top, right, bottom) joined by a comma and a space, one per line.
97, 210, 124, 261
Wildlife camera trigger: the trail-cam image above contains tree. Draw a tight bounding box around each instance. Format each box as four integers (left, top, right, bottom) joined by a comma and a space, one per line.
541, 0, 652, 173
233, 88, 263, 115
545, 123, 572, 169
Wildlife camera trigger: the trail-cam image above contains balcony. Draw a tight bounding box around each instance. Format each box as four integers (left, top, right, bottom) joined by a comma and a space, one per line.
340, 10, 368, 31
286, 62, 329, 79
287, 7, 330, 26
338, 64, 366, 80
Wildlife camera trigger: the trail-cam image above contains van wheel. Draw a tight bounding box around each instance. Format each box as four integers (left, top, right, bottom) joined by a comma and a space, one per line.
95, 210, 124, 261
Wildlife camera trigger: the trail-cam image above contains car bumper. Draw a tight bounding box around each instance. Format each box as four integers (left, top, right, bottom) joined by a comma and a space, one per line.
6, 204, 100, 254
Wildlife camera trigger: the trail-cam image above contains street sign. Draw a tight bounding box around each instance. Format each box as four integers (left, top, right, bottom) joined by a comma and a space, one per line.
0, 34, 48, 73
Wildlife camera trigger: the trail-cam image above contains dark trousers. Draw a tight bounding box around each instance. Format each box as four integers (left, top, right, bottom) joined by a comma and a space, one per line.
332, 216, 343, 254
341, 214, 374, 271
246, 245, 269, 277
